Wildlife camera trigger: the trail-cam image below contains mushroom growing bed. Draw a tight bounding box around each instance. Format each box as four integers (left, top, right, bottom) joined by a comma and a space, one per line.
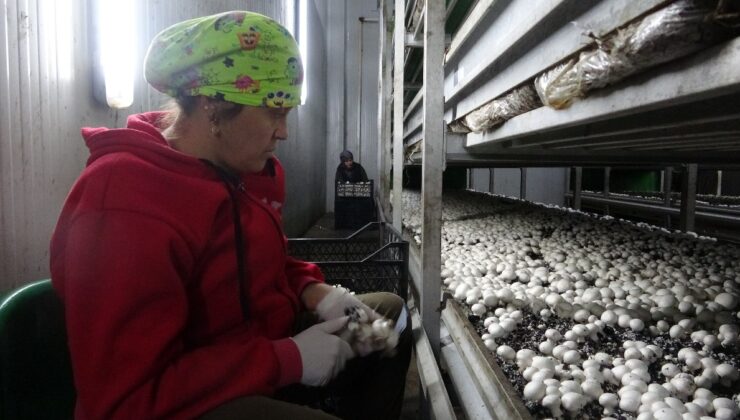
403, 189, 740, 419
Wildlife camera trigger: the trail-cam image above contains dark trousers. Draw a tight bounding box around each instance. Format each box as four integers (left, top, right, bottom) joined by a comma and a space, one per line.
200, 292, 413, 420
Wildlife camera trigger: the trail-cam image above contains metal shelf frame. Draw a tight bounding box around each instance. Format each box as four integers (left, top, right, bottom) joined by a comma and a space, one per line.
377, 1, 740, 418
399, 1, 740, 167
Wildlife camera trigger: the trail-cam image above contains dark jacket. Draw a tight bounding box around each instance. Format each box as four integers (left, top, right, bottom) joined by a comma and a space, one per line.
335, 162, 368, 183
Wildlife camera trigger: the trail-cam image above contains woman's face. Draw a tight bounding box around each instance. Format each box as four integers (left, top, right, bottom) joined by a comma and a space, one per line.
215, 105, 291, 173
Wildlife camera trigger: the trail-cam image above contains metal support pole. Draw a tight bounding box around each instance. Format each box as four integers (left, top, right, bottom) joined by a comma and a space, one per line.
356, 20, 363, 160
421, 0, 445, 359
717, 170, 723, 196
489, 168, 495, 193
573, 167, 582, 210
520, 168, 527, 200
680, 164, 698, 232
565, 167, 571, 206
603, 167, 611, 215
663, 167, 673, 229
467, 168, 472, 189
378, 0, 393, 222
392, 0, 405, 231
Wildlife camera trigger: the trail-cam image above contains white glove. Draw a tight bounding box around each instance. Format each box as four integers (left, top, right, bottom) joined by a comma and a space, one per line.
315, 287, 381, 322
291, 316, 356, 387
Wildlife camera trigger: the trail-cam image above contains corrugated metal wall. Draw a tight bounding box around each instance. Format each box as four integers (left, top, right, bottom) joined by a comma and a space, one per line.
0, 0, 329, 291
325, 0, 380, 211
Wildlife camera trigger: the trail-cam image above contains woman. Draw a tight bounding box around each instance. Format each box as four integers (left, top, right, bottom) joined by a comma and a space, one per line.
50, 11, 410, 420
335, 150, 369, 183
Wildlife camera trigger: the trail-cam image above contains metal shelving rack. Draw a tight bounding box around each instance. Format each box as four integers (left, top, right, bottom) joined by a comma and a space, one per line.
377, 0, 740, 418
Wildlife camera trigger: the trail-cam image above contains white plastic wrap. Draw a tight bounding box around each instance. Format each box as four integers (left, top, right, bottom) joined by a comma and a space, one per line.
447, 119, 471, 134
536, 0, 734, 109
453, 84, 542, 133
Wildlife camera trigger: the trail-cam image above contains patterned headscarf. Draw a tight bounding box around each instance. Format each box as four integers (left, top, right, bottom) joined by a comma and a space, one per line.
144, 11, 303, 108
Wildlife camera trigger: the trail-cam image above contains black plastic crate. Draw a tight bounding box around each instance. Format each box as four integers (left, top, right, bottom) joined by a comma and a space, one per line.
336, 181, 373, 198
334, 181, 376, 229
288, 222, 408, 300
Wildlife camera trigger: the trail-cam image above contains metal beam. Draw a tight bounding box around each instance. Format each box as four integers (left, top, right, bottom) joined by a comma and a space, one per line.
448, 0, 668, 115
404, 88, 424, 121
466, 37, 740, 149
573, 167, 582, 210
445, 0, 460, 19
680, 164, 698, 232
663, 167, 672, 228
717, 170, 723, 196
393, 0, 406, 230
520, 168, 527, 199
420, 0, 445, 359
572, 193, 740, 225
634, 137, 740, 151
557, 130, 740, 150
406, 32, 451, 48
405, 151, 740, 167
411, 307, 457, 420
589, 133, 740, 151
603, 167, 611, 215
506, 101, 740, 150
445, 0, 500, 64
378, 0, 394, 222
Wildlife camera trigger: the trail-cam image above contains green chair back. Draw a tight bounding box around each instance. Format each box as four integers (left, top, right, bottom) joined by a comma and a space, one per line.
0, 279, 75, 419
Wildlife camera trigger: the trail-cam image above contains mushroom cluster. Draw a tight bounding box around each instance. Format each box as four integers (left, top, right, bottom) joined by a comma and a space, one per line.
403, 189, 740, 418
339, 306, 399, 357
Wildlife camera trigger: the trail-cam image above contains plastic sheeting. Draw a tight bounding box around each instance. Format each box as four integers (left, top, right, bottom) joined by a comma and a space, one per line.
536, 0, 735, 109
448, 119, 471, 134
449, 85, 542, 133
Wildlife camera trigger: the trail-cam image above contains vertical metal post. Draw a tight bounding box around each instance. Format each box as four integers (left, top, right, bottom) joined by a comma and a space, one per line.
421, 0, 445, 359
717, 170, 723, 196
520, 168, 527, 200
392, 0, 405, 231
356, 18, 365, 164
603, 167, 611, 215
680, 164, 698, 232
467, 168, 472, 189
663, 167, 673, 228
326, 1, 347, 211
565, 167, 571, 206
378, 0, 393, 221
489, 168, 495, 193
573, 167, 582, 210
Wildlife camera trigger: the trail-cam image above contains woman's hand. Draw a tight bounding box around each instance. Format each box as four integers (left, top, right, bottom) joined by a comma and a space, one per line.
291, 316, 355, 386
314, 286, 381, 322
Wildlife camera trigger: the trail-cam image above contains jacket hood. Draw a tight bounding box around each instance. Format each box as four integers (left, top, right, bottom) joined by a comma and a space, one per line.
81, 111, 279, 180
340, 150, 353, 162
81, 112, 219, 180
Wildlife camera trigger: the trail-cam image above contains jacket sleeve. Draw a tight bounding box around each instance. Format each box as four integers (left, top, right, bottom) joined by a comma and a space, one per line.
359, 164, 369, 182
51, 209, 301, 420
285, 254, 325, 299
335, 165, 344, 184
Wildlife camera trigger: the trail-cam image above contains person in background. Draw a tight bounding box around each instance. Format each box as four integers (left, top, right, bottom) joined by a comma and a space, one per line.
50, 11, 410, 420
335, 150, 368, 183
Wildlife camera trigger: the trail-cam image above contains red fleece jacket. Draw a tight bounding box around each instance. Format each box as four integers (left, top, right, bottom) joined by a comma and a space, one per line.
50, 112, 324, 419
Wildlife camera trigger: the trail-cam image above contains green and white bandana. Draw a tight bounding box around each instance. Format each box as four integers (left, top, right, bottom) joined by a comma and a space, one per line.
144, 11, 303, 108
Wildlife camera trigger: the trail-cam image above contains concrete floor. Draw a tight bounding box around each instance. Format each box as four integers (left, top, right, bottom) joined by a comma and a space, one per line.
298, 213, 421, 420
